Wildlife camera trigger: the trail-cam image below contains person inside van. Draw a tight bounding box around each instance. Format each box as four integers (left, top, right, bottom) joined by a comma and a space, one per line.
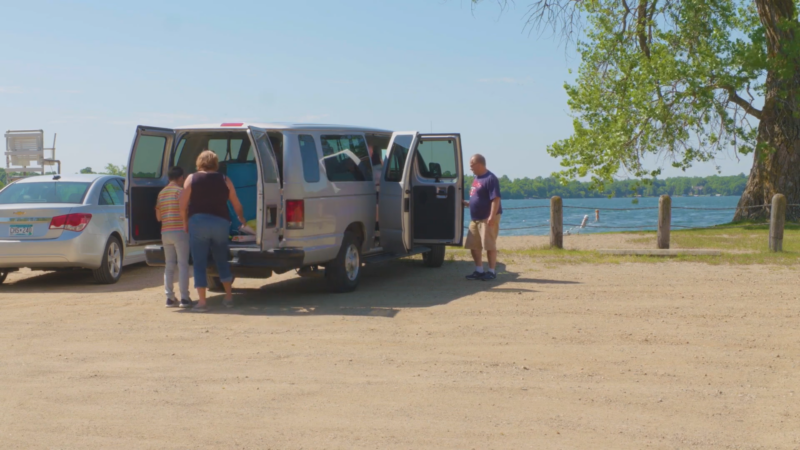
155, 166, 191, 308
179, 150, 246, 312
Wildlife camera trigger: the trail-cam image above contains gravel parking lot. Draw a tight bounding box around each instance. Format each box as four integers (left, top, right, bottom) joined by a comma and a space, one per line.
1, 235, 798, 449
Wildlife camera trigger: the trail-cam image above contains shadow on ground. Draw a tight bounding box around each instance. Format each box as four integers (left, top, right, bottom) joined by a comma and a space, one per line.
0, 263, 162, 294
192, 259, 579, 318
0, 257, 581, 316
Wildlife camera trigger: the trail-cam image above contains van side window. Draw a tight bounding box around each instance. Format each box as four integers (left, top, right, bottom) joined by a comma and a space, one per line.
298, 135, 321, 183
320, 135, 373, 182
254, 134, 279, 183
416, 139, 458, 180
131, 135, 166, 178
385, 135, 413, 182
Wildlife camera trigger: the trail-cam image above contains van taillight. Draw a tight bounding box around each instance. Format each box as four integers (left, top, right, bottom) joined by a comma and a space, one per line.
49, 213, 92, 232
286, 200, 304, 229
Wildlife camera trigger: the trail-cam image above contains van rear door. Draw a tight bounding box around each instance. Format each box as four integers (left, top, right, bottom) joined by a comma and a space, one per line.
378, 132, 418, 254
411, 134, 464, 246
249, 126, 281, 250
126, 126, 174, 245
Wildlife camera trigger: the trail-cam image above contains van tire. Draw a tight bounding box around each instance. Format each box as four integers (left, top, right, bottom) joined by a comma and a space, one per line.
422, 245, 446, 268
325, 231, 361, 293
209, 276, 235, 292
93, 237, 123, 284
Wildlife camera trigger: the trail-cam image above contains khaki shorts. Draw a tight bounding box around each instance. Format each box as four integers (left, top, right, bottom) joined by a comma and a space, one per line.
464, 217, 500, 251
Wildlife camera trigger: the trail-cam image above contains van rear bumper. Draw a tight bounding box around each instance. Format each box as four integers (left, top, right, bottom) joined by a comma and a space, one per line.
144, 245, 305, 274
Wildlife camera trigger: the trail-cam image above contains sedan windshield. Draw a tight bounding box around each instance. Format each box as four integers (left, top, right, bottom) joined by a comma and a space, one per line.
0, 182, 91, 204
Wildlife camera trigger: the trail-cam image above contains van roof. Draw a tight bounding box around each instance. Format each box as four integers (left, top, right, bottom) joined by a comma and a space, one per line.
175, 122, 393, 134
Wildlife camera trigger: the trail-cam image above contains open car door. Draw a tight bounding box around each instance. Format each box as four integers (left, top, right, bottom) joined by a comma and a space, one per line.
126, 126, 175, 245
378, 132, 418, 254
411, 133, 464, 246
248, 126, 282, 250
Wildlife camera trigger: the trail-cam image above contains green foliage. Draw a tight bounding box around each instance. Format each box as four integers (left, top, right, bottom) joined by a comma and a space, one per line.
103, 164, 126, 177
79, 165, 126, 176
465, 173, 747, 199
546, 0, 770, 190
472, 0, 799, 197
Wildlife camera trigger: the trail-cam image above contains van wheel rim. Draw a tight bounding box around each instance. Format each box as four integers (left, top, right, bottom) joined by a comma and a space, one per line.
108, 242, 121, 278
345, 245, 360, 281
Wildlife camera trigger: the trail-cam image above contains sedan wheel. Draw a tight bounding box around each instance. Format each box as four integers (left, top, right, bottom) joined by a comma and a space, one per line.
93, 237, 123, 284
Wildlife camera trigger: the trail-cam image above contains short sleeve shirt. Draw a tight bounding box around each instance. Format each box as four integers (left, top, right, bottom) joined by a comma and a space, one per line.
156, 185, 183, 233
469, 171, 503, 221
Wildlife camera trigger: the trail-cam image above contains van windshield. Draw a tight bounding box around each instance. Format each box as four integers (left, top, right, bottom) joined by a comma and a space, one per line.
0, 182, 91, 204
173, 131, 253, 174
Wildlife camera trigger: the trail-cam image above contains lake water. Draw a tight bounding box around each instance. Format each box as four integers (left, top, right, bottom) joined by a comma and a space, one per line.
477, 196, 743, 236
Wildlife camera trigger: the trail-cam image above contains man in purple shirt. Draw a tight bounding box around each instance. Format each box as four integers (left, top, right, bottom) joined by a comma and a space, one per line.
462, 154, 502, 281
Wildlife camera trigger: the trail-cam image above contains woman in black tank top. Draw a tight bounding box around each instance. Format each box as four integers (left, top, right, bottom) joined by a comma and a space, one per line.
179, 150, 246, 312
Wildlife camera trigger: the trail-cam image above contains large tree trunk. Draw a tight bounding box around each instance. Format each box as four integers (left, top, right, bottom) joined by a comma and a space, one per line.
735, 0, 800, 222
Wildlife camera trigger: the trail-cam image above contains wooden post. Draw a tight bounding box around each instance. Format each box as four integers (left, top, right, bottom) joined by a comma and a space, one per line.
769, 194, 786, 252
657, 195, 671, 249
550, 196, 563, 249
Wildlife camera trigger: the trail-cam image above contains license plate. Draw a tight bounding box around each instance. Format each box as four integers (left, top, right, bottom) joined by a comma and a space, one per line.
10, 225, 33, 236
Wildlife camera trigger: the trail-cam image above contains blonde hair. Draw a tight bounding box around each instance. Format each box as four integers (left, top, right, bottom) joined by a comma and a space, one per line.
196, 150, 219, 172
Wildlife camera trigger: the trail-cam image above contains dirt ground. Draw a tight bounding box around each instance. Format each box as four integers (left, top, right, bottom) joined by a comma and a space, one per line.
1, 235, 798, 449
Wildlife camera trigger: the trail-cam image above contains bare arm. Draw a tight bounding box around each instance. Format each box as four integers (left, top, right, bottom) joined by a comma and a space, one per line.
155, 204, 162, 222
180, 175, 193, 232
226, 177, 246, 225
487, 198, 501, 226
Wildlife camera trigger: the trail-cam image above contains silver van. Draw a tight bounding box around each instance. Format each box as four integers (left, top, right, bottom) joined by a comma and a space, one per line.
126, 123, 464, 292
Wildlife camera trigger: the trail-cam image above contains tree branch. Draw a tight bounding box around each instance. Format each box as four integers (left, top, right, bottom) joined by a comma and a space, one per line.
637, 0, 651, 58
724, 86, 763, 120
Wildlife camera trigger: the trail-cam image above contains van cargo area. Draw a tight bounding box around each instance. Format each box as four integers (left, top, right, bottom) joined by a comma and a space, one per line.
128, 130, 263, 246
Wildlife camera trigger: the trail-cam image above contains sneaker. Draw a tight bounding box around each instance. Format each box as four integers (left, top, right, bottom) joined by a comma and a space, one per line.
179, 299, 192, 308
165, 298, 178, 308
223, 298, 234, 309
481, 271, 497, 281
466, 271, 484, 280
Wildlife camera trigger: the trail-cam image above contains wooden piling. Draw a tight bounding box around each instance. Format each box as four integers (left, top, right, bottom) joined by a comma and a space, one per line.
550, 196, 563, 249
657, 195, 671, 249
769, 194, 786, 252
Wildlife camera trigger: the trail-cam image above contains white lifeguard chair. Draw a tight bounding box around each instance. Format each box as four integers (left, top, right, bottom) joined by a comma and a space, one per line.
4, 129, 61, 181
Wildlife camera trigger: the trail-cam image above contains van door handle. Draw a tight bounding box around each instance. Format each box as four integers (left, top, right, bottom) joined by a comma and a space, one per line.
436, 187, 448, 199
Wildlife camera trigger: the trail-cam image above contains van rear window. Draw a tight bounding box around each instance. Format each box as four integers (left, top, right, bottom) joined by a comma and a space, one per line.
320, 135, 373, 182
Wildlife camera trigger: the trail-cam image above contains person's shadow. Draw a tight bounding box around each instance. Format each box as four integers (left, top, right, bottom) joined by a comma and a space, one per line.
197, 259, 578, 318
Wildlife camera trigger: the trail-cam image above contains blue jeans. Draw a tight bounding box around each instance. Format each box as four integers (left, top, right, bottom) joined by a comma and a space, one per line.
188, 214, 232, 288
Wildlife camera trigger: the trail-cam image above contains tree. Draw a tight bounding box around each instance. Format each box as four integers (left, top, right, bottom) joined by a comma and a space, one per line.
103, 164, 126, 177
474, 0, 800, 220
79, 167, 95, 174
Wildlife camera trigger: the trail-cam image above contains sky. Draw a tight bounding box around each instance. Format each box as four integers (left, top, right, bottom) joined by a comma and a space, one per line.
0, 0, 754, 179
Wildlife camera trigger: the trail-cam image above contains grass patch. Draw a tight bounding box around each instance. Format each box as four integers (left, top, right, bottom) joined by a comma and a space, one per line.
505, 223, 800, 266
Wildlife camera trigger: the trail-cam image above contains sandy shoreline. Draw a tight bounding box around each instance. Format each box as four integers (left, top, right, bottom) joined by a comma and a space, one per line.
1, 234, 798, 449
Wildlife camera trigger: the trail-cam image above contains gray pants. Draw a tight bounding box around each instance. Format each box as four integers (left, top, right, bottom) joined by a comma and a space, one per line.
162, 231, 191, 300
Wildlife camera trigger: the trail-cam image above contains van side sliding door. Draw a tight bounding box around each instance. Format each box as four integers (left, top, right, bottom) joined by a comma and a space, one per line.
379, 132, 419, 254
411, 134, 464, 246
126, 126, 175, 245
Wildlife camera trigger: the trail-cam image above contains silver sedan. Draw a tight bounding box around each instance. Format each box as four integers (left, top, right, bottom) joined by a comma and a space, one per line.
0, 174, 145, 284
